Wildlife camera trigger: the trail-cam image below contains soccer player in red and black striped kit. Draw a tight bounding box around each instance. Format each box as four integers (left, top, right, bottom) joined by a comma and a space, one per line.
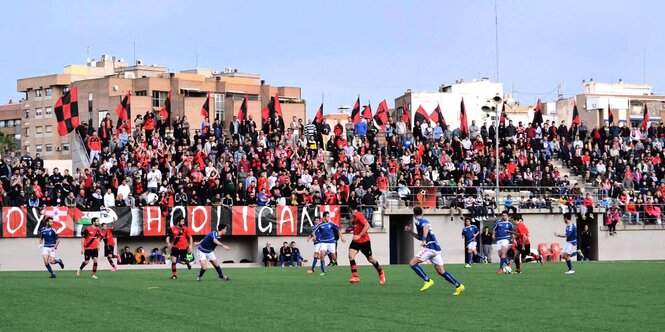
347, 202, 385, 285
166, 217, 193, 279
100, 223, 120, 272
77, 217, 102, 279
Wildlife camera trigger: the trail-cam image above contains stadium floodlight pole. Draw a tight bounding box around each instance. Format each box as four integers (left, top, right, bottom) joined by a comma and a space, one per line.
495, 106, 500, 192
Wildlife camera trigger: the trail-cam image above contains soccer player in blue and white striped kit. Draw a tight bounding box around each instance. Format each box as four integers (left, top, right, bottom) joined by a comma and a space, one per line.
493, 212, 514, 274
310, 212, 346, 276
194, 224, 231, 281
38, 218, 64, 278
405, 207, 465, 295
555, 213, 577, 275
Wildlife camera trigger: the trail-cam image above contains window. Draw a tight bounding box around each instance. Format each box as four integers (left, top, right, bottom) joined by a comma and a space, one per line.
152, 90, 168, 108
45, 125, 52, 134
35, 108, 43, 118
0, 121, 5, 128
45, 144, 53, 152
24, 128, 29, 137
214, 93, 224, 122
135, 90, 147, 96
5, 120, 13, 127
35, 126, 43, 135
45, 107, 53, 116
35, 145, 42, 153
35, 89, 42, 98
45, 88, 52, 97
14, 119, 20, 127
63, 87, 70, 93
62, 143, 69, 151
25, 110, 30, 119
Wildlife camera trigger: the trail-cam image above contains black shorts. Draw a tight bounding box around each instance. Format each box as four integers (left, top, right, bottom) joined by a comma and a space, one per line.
104, 245, 115, 257
84, 249, 99, 260
516, 243, 531, 256
349, 241, 373, 258
170, 248, 188, 261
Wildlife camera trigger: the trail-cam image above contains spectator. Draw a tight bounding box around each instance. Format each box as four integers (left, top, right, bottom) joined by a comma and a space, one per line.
119, 246, 136, 265
580, 224, 592, 261
279, 241, 293, 267
134, 246, 147, 264
290, 241, 304, 266
150, 247, 165, 264
480, 227, 492, 263
262, 242, 277, 267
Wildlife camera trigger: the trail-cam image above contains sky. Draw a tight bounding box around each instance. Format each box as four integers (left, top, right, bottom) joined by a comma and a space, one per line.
0, 0, 662, 118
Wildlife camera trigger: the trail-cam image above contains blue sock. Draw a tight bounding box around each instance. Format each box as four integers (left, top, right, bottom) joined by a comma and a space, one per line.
311, 257, 318, 271
499, 257, 505, 269
214, 265, 223, 277
467, 253, 473, 264
411, 264, 430, 281
566, 260, 573, 271
320, 258, 326, 273
55, 259, 62, 265
45, 264, 54, 275
198, 268, 206, 278
442, 271, 461, 287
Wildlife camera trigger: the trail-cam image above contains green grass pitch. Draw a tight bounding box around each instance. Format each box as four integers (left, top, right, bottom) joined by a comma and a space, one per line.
0, 261, 663, 331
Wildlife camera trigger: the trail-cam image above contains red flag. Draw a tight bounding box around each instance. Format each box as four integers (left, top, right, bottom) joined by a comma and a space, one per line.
641, 102, 649, 131
362, 103, 372, 120
499, 102, 507, 126
115, 91, 131, 133
201, 92, 210, 118
261, 103, 270, 125
608, 103, 614, 125
54, 86, 80, 136
351, 97, 361, 124
414, 105, 429, 128
401, 101, 410, 129
314, 103, 324, 124
571, 100, 580, 126
272, 93, 283, 117
238, 94, 248, 121
532, 98, 543, 126
429, 104, 445, 127
160, 90, 171, 122
460, 98, 469, 138
373, 99, 389, 130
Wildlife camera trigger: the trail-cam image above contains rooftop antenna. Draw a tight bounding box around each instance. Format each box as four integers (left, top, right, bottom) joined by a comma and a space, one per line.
86, 45, 90, 61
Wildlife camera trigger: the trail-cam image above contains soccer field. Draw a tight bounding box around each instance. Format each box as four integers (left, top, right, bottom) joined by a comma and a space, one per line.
0, 261, 663, 331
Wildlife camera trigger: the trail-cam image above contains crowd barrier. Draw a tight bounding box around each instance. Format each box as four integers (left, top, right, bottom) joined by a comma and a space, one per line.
0, 205, 344, 238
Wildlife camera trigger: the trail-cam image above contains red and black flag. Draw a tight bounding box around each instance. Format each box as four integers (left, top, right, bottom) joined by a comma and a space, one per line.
263, 93, 284, 126
115, 91, 131, 134
159, 90, 171, 126
351, 96, 361, 124
607, 103, 614, 125
499, 102, 507, 126
55, 86, 80, 136
362, 102, 373, 121
460, 98, 469, 138
640, 102, 650, 131
429, 104, 446, 128
373, 99, 389, 130
314, 103, 324, 124
401, 100, 410, 129
414, 105, 429, 128
238, 94, 248, 122
532, 98, 543, 127
201, 92, 210, 119
571, 100, 580, 126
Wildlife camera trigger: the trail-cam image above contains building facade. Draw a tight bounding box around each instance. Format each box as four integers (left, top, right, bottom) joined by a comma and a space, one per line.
17, 55, 306, 159
554, 80, 664, 128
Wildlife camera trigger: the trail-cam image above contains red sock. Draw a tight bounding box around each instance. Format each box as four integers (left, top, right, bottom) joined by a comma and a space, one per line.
350, 260, 358, 278
92, 262, 98, 275
171, 263, 177, 276
373, 261, 383, 274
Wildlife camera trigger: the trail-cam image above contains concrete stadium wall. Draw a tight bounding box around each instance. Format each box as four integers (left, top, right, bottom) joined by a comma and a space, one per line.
2, 211, 663, 271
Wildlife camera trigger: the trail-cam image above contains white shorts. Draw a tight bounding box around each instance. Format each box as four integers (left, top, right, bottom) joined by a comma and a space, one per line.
196, 250, 216, 262
318, 243, 336, 254
416, 248, 443, 266
563, 242, 577, 255
314, 243, 322, 252
497, 239, 510, 250
466, 242, 477, 250
42, 247, 56, 257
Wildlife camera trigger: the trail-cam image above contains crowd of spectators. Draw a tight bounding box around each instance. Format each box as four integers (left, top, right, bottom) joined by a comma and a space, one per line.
0, 105, 662, 226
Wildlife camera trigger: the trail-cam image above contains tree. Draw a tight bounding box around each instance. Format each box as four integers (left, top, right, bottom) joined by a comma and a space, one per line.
0, 131, 18, 153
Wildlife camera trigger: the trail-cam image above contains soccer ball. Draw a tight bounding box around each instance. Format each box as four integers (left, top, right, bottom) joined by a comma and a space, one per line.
503, 266, 512, 274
